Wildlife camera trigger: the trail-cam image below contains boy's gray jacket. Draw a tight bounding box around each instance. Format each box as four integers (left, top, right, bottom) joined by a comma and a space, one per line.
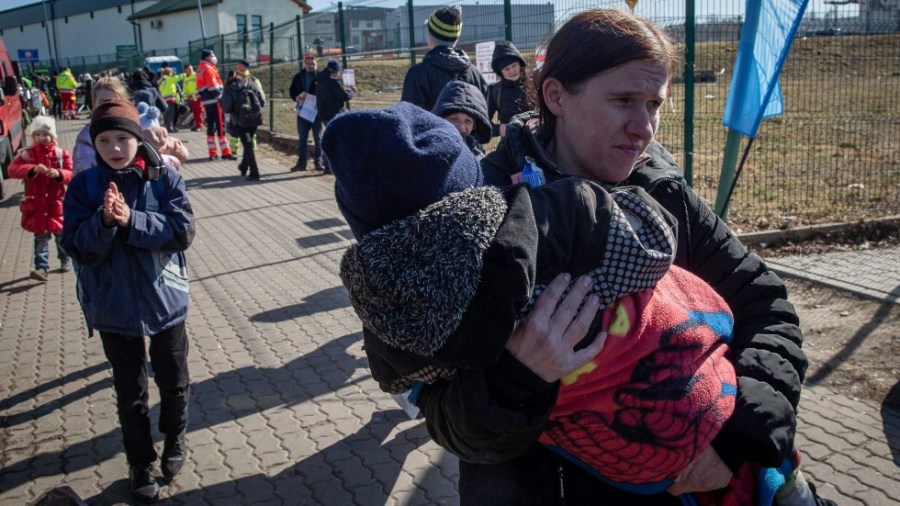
62, 146, 194, 336
341, 179, 676, 394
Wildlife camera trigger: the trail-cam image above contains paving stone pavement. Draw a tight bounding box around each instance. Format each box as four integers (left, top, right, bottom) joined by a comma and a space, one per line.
1, 118, 897, 505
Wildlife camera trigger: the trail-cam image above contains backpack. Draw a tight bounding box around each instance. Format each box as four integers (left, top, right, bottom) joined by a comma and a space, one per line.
234, 84, 263, 129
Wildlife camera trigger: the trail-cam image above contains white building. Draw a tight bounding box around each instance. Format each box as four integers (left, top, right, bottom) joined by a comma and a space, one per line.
0, 0, 310, 71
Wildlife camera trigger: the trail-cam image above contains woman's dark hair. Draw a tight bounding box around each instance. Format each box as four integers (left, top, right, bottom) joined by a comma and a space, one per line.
531, 9, 679, 136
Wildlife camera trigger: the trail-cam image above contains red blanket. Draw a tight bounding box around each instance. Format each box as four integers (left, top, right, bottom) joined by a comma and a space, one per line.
540, 265, 737, 492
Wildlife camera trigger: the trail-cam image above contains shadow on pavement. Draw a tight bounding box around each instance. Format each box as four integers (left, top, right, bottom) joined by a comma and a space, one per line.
250, 286, 348, 323
0, 362, 110, 428
0, 331, 371, 500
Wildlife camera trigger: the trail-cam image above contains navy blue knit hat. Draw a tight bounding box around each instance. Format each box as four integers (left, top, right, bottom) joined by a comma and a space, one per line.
326, 60, 341, 73
201, 48, 214, 61
323, 101, 483, 239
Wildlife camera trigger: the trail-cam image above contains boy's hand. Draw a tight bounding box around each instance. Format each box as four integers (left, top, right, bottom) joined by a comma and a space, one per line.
102, 182, 130, 227
505, 273, 607, 383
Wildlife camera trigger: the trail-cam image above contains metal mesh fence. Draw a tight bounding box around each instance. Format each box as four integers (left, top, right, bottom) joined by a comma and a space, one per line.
65, 0, 899, 230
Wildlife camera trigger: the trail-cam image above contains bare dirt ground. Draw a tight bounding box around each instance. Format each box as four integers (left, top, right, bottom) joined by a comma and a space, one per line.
254, 142, 900, 413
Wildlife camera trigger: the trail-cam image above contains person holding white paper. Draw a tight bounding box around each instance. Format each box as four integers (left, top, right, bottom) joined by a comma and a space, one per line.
288, 54, 324, 172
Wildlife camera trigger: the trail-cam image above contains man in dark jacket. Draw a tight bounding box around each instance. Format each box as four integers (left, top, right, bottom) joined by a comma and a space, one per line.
316, 60, 356, 174
288, 54, 323, 171
401, 6, 488, 112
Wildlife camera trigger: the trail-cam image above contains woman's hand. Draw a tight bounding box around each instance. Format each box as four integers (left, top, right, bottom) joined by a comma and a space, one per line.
505, 273, 607, 383
666, 446, 733, 495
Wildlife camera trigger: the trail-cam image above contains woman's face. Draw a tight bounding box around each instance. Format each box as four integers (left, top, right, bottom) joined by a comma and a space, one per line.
95, 130, 140, 170
500, 62, 522, 81
545, 59, 668, 183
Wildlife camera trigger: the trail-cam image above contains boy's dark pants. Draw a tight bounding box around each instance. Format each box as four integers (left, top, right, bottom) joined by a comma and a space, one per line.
100, 322, 190, 467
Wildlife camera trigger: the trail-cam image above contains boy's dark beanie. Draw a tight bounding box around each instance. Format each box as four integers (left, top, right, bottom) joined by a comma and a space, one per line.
323, 101, 483, 240
90, 98, 143, 143
427, 6, 463, 43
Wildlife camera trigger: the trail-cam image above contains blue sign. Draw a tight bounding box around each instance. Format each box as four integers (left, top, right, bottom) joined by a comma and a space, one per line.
17, 48, 40, 64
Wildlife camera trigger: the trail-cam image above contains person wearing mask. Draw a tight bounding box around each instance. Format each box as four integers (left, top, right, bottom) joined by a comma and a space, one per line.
401, 6, 488, 112
487, 41, 530, 138
196, 49, 237, 161
288, 53, 323, 172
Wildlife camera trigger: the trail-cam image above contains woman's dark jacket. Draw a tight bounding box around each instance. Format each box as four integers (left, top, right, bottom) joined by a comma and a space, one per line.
416, 113, 807, 494
315, 69, 354, 122
129, 78, 168, 113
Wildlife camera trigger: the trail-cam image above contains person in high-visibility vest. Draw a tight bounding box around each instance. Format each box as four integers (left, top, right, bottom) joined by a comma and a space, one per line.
158, 66, 183, 133
196, 49, 235, 161
56, 67, 78, 120
182, 64, 203, 132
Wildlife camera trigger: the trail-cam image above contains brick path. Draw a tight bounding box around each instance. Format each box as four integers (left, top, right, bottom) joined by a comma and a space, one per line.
0, 118, 896, 505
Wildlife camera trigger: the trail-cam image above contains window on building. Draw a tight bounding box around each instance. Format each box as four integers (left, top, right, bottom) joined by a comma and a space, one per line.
352, 36, 360, 45
90, 11, 94, 19
237, 14, 246, 36
366, 21, 373, 28
118, 6, 122, 13
64, 16, 68, 23
351, 20, 358, 28
252, 15, 263, 42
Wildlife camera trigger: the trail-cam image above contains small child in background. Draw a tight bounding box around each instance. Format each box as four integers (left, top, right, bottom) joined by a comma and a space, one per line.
487, 41, 530, 138
431, 80, 492, 159
9, 115, 73, 281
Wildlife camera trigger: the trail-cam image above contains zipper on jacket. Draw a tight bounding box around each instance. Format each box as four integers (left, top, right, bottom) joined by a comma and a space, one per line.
558, 464, 566, 505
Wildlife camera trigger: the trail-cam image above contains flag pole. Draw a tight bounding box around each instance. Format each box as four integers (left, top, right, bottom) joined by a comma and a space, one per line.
714, 129, 742, 219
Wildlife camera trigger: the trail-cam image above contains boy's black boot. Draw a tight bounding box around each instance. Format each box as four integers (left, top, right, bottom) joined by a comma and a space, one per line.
161, 433, 187, 482
129, 464, 159, 503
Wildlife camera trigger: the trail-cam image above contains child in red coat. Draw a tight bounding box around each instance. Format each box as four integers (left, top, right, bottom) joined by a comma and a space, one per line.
9, 115, 73, 281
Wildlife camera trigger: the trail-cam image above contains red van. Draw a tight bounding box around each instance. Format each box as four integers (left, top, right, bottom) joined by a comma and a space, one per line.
0, 36, 26, 201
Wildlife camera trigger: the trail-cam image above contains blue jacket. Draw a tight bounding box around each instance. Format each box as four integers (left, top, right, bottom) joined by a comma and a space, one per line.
61, 145, 195, 336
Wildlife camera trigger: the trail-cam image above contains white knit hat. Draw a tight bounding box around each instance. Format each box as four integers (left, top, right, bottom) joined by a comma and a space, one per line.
27, 115, 57, 140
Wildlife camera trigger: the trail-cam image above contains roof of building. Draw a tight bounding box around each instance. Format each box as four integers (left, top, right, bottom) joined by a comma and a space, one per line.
129, 0, 311, 20
0, 0, 137, 30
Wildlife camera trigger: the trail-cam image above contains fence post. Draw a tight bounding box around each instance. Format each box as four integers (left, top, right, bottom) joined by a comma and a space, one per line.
407, 0, 416, 66
268, 22, 275, 133
296, 15, 303, 70
339, 2, 348, 69
242, 26, 248, 62
504, 0, 512, 42
683, 0, 696, 185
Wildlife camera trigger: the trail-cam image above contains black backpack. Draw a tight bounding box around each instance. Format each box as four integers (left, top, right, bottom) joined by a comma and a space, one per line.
234, 84, 263, 129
